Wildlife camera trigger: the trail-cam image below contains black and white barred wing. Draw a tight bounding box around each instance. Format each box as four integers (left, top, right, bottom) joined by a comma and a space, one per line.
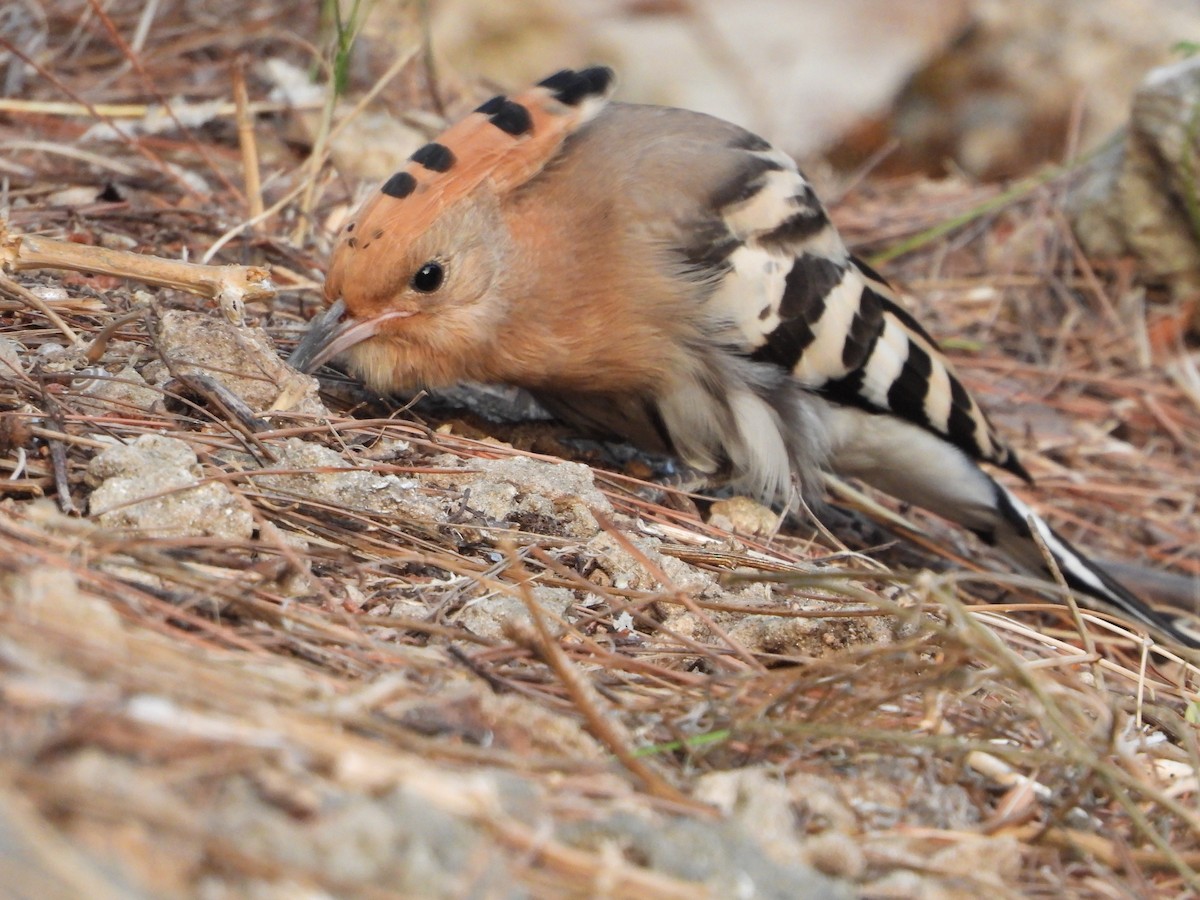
697, 142, 1025, 479
695, 133, 1194, 646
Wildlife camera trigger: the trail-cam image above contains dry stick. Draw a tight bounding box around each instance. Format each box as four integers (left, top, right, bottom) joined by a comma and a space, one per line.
500, 543, 700, 809
170, 374, 278, 465
39, 396, 78, 516
47, 437, 75, 516
0, 98, 322, 119
83, 309, 144, 363
1052, 89, 1123, 331
291, 68, 338, 247
29, 425, 111, 451
1011, 823, 1200, 873
1140, 393, 1191, 449
232, 58, 265, 230
1053, 207, 1122, 329
0, 141, 138, 179
128, 0, 162, 55
1024, 512, 1104, 691
1135, 639, 1150, 733
0, 273, 78, 343
0, 226, 274, 324
417, 0, 446, 118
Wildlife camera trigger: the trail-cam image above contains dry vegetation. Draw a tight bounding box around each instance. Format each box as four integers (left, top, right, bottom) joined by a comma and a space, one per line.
2, 2, 1199, 897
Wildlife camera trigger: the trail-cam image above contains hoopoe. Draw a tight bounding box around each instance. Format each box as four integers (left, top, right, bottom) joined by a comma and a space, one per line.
290, 67, 1197, 649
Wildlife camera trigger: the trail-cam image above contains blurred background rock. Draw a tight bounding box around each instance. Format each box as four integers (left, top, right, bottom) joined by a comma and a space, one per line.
410, 0, 1200, 179
363, 0, 1199, 324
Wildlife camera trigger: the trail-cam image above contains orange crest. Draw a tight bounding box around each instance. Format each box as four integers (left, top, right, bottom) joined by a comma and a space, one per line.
325, 67, 616, 305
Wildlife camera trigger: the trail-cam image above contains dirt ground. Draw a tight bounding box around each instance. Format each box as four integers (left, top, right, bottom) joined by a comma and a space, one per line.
2, 2, 1199, 897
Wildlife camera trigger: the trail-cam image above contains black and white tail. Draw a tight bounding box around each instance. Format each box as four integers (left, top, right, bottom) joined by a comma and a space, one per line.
659, 116, 1199, 648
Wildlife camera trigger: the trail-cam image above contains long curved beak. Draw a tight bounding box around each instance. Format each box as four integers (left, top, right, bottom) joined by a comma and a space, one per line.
288, 299, 415, 373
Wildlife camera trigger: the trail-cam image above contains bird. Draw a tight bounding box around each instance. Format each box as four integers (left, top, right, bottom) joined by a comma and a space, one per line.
289, 66, 1197, 649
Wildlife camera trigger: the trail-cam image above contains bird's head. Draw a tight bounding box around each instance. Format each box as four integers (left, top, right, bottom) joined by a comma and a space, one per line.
289, 67, 616, 392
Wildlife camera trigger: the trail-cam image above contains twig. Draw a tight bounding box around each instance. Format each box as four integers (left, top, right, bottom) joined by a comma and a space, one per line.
43, 414, 77, 516
1, 225, 274, 324
0, 98, 323, 119
1025, 510, 1104, 689
83, 309, 145, 363
0, 140, 138, 178
168, 373, 276, 461
417, 0, 445, 118
232, 58, 265, 230
0, 272, 79, 343
128, 0, 161, 55
500, 542, 700, 809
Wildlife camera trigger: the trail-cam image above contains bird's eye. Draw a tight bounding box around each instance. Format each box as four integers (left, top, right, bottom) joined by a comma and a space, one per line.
411, 261, 445, 293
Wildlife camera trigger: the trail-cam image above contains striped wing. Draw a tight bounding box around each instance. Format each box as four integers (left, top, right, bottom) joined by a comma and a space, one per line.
688, 139, 1029, 482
